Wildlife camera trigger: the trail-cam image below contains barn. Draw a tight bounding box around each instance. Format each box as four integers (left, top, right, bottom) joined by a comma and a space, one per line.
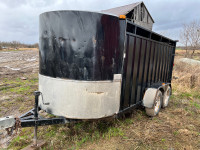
101, 1, 154, 30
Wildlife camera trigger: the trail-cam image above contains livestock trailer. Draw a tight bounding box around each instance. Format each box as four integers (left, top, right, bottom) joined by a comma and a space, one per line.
0, 10, 176, 146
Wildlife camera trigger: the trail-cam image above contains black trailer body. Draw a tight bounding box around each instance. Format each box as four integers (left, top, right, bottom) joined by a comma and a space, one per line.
38, 11, 176, 119
0, 10, 176, 132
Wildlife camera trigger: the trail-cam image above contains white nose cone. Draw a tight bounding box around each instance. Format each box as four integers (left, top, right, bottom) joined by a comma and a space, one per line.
38, 74, 122, 119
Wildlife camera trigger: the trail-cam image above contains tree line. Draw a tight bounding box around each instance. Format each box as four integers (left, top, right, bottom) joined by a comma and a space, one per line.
179, 20, 200, 57
0, 41, 38, 50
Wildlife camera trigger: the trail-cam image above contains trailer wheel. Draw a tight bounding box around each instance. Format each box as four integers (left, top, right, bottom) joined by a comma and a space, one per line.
162, 86, 171, 108
145, 90, 162, 117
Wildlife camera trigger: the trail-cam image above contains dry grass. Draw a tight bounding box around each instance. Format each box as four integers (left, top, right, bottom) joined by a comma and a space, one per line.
18, 48, 38, 51
175, 49, 200, 61
173, 60, 200, 89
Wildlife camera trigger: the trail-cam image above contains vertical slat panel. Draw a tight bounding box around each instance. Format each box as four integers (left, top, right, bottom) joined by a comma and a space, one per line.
158, 44, 162, 81
123, 36, 135, 107
129, 38, 137, 105
161, 45, 167, 81
139, 40, 149, 101
159, 45, 163, 81
136, 39, 146, 103
166, 46, 172, 82
149, 42, 155, 85
168, 45, 176, 82
164, 46, 170, 82
120, 35, 129, 110
168, 46, 173, 82
153, 44, 158, 82
156, 44, 161, 82
130, 37, 142, 104
143, 41, 151, 88
158, 44, 163, 81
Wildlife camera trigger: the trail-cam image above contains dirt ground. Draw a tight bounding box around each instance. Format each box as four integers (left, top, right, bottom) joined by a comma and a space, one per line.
0, 49, 200, 149
0, 50, 38, 79
0, 50, 38, 116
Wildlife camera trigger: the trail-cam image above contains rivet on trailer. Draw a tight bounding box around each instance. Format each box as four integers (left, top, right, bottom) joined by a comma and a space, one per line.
0, 2, 177, 148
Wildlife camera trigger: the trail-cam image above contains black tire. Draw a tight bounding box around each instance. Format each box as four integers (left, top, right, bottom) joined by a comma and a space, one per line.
145, 90, 162, 117
162, 86, 171, 108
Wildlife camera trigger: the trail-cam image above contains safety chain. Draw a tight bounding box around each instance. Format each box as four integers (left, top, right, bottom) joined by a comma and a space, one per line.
15, 117, 21, 134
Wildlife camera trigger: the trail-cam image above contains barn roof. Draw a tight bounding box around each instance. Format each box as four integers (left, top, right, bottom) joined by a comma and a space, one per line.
101, 1, 154, 23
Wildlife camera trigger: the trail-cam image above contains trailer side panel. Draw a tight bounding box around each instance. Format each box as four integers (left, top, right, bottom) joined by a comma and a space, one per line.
120, 21, 176, 110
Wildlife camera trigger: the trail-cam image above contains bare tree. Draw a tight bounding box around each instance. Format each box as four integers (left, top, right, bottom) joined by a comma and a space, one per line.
180, 24, 189, 57
180, 20, 200, 57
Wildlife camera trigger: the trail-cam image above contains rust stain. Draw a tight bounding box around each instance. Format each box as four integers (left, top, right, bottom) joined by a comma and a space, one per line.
95, 92, 104, 94
88, 91, 104, 94
85, 89, 104, 95
92, 36, 97, 45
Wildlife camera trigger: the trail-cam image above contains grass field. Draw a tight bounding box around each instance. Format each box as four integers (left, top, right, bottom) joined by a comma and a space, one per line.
0, 50, 200, 149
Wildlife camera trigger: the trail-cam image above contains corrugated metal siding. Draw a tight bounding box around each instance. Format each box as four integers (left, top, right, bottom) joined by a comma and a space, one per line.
101, 2, 154, 30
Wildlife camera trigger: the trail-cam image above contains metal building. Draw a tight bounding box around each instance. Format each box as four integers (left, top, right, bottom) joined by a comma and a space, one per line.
102, 1, 154, 30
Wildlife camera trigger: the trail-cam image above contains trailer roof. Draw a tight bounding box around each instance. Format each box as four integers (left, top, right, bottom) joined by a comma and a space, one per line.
101, 1, 154, 23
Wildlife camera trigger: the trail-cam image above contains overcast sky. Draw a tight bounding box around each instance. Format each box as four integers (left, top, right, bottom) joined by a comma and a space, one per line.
0, 0, 199, 46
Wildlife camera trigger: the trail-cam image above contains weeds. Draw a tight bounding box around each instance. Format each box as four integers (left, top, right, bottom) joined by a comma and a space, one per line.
0, 74, 38, 117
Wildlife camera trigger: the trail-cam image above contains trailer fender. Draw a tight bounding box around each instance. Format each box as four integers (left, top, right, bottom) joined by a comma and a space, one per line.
142, 88, 158, 108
